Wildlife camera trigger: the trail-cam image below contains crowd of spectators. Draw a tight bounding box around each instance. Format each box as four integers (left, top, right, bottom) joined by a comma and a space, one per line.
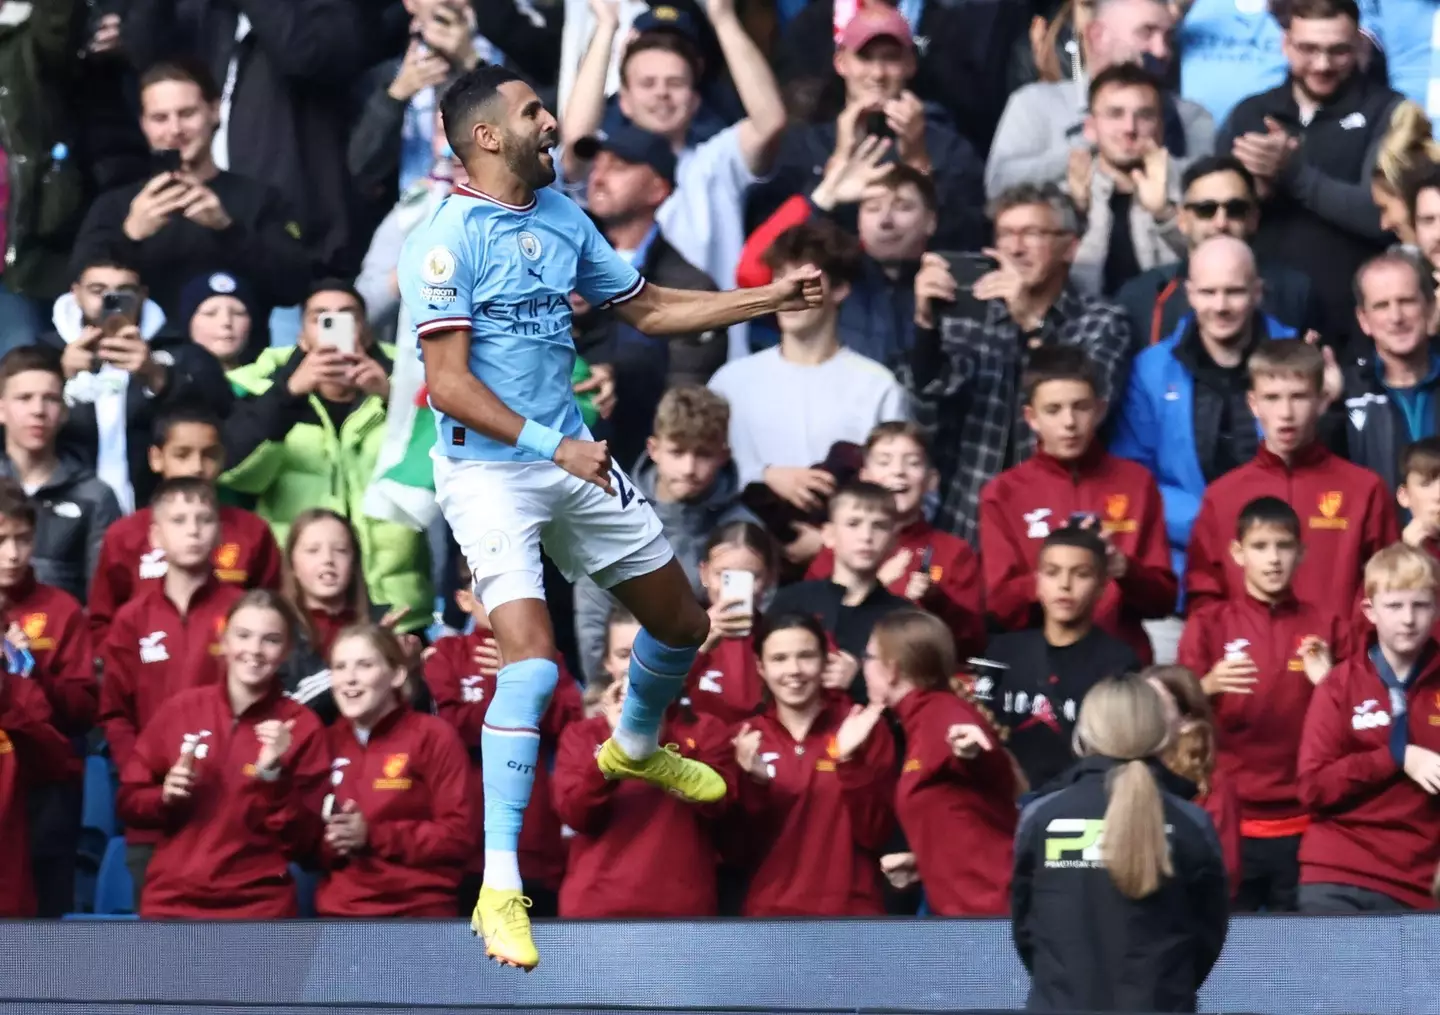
5, 0, 1440, 928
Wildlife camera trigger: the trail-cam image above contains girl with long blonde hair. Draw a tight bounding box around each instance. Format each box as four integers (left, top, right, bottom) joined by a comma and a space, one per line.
1012, 674, 1229, 1012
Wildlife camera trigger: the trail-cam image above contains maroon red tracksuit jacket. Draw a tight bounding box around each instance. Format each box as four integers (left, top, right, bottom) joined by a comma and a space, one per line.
1, 571, 96, 738
0, 675, 73, 916
117, 682, 328, 918
99, 579, 244, 844
1297, 642, 1440, 908
1179, 593, 1352, 823
316, 705, 479, 916
1185, 444, 1397, 619
687, 634, 763, 726
893, 688, 1017, 915
552, 709, 736, 917
733, 694, 895, 915
980, 445, 1177, 664
425, 631, 582, 889
88, 505, 281, 643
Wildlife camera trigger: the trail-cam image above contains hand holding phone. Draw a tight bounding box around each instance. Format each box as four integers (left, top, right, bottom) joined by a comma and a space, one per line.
720, 569, 756, 617
317, 312, 358, 356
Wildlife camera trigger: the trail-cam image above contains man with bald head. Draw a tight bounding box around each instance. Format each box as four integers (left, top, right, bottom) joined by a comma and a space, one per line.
986, 0, 1214, 197
1340, 251, 1440, 493
1113, 234, 1298, 578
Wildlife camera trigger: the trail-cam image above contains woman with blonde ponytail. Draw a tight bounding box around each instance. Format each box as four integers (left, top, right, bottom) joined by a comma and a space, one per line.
1371, 101, 1440, 243
1012, 675, 1229, 1013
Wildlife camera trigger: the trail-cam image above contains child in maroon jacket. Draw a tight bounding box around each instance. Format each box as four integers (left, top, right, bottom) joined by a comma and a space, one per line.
88, 409, 281, 644
807, 422, 985, 657
1178, 496, 1347, 911
425, 579, 582, 917
866, 609, 1018, 916
317, 624, 478, 917
1397, 438, 1440, 561
98, 477, 244, 899
980, 345, 1176, 664
1186, 340, 1397, 619
1145, 665, 1243, 901
686, 521, 777, 725
1298, 543, 1440, 912
117, 590, 328, 918
0, 669, 73, 916
730, 611, 895, 916
0, 479, 97, 916
552, 610, 737, 918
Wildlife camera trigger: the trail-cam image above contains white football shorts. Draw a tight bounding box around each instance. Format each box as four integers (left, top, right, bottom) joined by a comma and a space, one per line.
433, 454, 673, 612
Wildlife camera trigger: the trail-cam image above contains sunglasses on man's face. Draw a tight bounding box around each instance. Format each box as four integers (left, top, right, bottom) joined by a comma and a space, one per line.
1184, 199, 1253, 220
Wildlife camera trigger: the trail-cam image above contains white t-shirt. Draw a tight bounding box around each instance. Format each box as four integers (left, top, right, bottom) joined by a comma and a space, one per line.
657, 124, 758, 358
708, 345, 911, 487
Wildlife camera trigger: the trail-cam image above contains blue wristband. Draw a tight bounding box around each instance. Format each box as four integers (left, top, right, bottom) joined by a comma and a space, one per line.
517, 419, 565, 460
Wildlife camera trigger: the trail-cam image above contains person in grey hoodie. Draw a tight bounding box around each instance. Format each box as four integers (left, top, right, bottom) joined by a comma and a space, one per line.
986, 0, 1214, 199
0, 345, 121, 604
571, 386, 756, 682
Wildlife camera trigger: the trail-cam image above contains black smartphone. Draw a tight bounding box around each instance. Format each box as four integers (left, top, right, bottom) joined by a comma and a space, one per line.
862, 110, 895, 143
100, 290, 139, 329
932, 250, 998, 322
151, 148, 183, 177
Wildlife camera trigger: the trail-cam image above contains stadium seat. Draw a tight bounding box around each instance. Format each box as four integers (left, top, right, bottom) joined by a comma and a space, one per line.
291, 864, 318, 918
81, 754, 117, 838
94, 837, 135, 916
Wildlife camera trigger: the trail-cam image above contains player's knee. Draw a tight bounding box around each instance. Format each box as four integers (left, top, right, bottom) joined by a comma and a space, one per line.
492, 656, 560, 727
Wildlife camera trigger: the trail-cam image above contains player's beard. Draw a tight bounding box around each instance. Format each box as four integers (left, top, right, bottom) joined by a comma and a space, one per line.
502, 128, 557, 191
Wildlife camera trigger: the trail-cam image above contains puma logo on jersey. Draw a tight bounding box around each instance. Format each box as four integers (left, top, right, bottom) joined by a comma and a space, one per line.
140, 631, 170, 663
1223, 639, 1251, 661
461, 675, 487, 703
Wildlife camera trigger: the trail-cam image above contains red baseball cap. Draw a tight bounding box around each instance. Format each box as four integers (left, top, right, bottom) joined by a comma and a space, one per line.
839, 5, 914, 52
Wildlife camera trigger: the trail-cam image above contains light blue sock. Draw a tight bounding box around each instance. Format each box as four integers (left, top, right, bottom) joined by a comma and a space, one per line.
481, 658, 559, 860
617, 629, 697, 758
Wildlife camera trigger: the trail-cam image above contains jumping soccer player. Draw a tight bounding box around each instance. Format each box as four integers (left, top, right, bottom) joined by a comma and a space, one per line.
399, 64, 822, 971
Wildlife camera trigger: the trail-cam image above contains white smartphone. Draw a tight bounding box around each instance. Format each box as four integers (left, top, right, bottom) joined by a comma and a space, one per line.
317, 312, 357, 355
721, 569, 755, 616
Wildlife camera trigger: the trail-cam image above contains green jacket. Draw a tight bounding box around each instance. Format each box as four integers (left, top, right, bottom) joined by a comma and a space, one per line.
0, 0, 86, 298
222, 346, 432, 634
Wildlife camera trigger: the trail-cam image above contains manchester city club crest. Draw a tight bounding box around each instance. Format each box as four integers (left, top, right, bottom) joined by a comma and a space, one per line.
518, 231, 543, 260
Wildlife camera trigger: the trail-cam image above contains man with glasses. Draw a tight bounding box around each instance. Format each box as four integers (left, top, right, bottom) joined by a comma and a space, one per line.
903, 183, 1130, 542
1219, 0, 1402, 327
1116, 155, 1325, 350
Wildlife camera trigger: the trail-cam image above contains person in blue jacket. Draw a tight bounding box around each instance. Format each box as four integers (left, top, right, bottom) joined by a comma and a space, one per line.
1111, 236, 1295, 580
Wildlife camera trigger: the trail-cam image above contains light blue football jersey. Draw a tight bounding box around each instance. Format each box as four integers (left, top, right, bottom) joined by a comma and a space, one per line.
399, 183, 645, 461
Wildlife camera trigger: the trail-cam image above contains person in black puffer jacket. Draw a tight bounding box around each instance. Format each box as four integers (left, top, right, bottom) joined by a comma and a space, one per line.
1012, 674, 1229, 1013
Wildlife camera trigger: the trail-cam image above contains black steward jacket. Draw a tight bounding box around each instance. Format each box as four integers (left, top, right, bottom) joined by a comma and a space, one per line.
1012, 756, 1230, 1013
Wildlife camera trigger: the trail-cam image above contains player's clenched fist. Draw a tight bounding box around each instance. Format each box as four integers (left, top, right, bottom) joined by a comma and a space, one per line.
770, 264, 825, 312
555, 437, 615, 495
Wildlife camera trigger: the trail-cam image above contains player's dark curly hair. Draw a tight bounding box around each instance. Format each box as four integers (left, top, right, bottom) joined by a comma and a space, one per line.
441, 63, 525, 159
762, 219, 862, 288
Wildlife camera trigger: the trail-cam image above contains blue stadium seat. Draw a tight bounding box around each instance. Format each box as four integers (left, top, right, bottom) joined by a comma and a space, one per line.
81, 754, 117, 838
94, 837, 135, 916
291, 864, 318, 918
